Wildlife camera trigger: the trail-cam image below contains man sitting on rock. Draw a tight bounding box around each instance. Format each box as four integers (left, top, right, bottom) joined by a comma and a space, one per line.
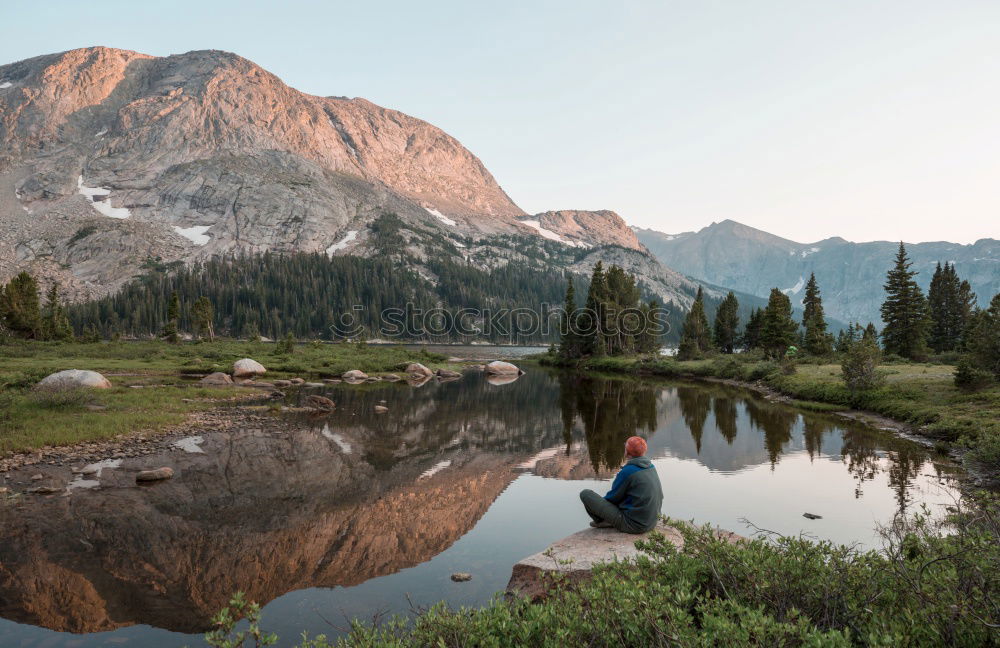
579, 436, 663, 534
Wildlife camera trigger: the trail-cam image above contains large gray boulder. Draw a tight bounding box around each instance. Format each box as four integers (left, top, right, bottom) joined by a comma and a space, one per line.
506, 522, 742, 600
342, 370, 368, 382
36, 370, 112, 390
484, 361, 523, 376
232, 358, 266, 378
406, 363, 434, 377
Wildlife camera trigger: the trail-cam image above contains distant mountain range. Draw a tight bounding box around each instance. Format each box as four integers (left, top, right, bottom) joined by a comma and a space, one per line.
635, 220, 1000, 326
0, 46, 703, 311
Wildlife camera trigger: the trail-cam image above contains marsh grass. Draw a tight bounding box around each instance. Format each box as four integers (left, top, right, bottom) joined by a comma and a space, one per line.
0, 340, 450, 455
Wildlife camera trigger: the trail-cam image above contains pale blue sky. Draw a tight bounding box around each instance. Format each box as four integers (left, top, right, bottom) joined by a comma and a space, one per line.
3, 1, 998, 243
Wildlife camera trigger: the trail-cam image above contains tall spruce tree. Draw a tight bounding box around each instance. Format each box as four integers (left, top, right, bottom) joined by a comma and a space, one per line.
966, 293, 1000, 379
678, 286, 712, 360
41, 283, 73, 341
164, 291, 181, 343
760, 288, 799, 357
743, 308, 764, 350
192, 295, 215, 340
929, 262, 977, 352
801, 273, 832, 355
0, 271, 41, 338
582, 262, 608, 356
558, 276, 581, 359
713, 291, 740, 354
880, 242, 931, 359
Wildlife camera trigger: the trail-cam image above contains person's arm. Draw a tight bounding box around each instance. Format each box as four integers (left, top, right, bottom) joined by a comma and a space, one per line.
604, 466, 637, 504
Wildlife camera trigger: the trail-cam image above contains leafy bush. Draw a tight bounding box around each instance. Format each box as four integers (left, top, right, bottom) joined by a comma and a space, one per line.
746, 360, 779, 381
955, 355, 995, 391
841, 338, 885, 396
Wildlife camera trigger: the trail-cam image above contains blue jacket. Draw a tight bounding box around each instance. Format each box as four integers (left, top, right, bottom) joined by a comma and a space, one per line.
604, 456, 663, 530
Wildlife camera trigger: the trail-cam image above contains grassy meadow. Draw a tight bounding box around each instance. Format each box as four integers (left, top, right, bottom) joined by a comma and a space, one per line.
0, 339, 449, 456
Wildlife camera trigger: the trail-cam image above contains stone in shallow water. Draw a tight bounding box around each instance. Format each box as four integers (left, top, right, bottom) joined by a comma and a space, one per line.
136, 467, 174, 482
200, 372, 233, 385
484, 361, 522, 376
305, 395, 335, 411
342, 370, 368, 382
374, 405, 388, 414
406, 363, 434, 378
803, 512, 823, 520
450, 572, 472, 582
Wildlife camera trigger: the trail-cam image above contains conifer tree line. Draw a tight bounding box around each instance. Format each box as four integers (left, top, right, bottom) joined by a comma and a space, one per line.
558, 262, 663, 359
0, 271, 73, 341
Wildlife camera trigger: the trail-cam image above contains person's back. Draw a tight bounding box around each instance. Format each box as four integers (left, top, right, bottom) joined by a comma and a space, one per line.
579, 436, 664, 534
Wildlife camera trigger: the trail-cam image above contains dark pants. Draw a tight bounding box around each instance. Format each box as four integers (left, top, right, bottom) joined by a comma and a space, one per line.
579, 489, 646, 534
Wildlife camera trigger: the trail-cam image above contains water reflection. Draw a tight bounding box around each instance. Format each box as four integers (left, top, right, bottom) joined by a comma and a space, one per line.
0, 370, 961, 646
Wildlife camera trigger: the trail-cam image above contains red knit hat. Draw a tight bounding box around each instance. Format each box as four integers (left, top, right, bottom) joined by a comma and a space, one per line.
625, 436, 647, 458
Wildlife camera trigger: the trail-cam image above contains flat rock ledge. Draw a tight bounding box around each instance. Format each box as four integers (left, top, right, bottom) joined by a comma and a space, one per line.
506, 521, 741, 600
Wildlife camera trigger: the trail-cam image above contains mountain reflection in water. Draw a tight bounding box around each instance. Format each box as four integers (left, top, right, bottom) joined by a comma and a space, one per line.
0, 370, 961, 646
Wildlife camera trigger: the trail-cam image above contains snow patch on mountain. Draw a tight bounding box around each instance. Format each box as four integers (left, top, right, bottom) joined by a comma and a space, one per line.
326, 230, 358, 256
425, 207, 456, 226
173, 225, 211, 246
77, 176, 131, 219
781, 276, 806, 295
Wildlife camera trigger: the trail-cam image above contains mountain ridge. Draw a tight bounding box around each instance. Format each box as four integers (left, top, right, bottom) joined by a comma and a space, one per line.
2, 46, 707, 311
635, 220, 999, 325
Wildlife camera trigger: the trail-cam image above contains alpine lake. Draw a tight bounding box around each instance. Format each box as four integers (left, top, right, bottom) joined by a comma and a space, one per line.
0, 347, 963, 647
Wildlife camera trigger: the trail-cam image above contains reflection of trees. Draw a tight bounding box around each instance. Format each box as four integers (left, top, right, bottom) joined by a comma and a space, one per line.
745, 400, 797, 465
839, 426, 928, 511
712, 397, 738, 445
562, 375, 658, 471
558, 372, 577, 454
803, 419, 832, 460
677, 387, 712, 453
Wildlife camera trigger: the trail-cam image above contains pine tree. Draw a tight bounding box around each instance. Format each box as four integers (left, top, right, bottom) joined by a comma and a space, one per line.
163, 291, 181, 343
966, 293, 1000, 380
635, 300, 661, 354
192, 295, 215, 340
863, 322, 879, 342
880, 243, 931, 359
0, 271, 41, 338
558, 276, 581, 360
582, 262, 608, 356
678, 286, 711, 360
760, 288, 799, 358
930, 262, 977, 352
713, 291, 740, 354
41, 283, 73, 341
801, 273, 832, 355
742, 308, 764, 350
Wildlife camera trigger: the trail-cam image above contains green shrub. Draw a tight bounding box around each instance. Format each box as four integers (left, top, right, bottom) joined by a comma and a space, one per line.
841, 337, 885, 397
955, 355, 995, 391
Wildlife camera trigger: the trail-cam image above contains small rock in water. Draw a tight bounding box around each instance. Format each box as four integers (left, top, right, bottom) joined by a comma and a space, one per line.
289, 378, 305, 385
382, 374, 401, 382
436, 369, 461, 379
305, 395, 336, 411
273, 380, 291, 387
136, 467, 174, 483
803, 512, 822, 520
374, 405, 389, 414
199, 372, 233, 385
30, 474, 43, 481
342, 370, 368, 382
405, 363, 434, 378
451, 572, 472, 582
28, 485, 62, 494
304, 382, 325, 388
